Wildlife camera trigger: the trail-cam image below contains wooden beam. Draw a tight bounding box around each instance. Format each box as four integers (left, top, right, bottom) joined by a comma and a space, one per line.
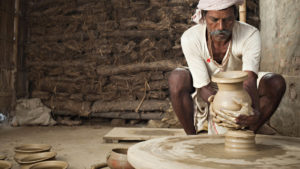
239, 0, 247, 23
11, 0, 20, 109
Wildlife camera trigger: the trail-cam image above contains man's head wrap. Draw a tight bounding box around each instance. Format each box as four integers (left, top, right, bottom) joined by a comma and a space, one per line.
192, 0, 244, 24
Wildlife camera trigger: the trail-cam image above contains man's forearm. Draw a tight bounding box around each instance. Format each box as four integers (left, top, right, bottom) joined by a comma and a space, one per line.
243, 71, 260, 110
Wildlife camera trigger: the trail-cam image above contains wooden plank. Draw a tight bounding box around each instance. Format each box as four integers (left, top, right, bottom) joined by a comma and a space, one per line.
103, 127, 186, 143
90, 112, 164, 120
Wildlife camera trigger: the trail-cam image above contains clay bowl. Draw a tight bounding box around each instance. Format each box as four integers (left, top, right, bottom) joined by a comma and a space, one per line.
15, 152, 57, 165
0, 160, 12, 169
107, 148, 134, 169
14, 144, 51, 160
28, 161, 68, 169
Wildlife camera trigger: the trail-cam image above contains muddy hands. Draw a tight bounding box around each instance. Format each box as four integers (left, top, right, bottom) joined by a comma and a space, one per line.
208, 96, 253, 129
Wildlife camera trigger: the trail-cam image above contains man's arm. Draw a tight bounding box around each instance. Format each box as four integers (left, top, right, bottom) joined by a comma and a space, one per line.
243, 71, 259, 110
237, 71, 261, 131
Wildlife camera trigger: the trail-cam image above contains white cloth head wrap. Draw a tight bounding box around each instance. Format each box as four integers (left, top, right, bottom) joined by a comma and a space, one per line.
192, 0, 244, 24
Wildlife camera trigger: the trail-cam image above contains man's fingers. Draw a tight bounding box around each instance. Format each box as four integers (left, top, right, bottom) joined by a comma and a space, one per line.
232, 98, 249, 108
213, 108, 237, 123
212, 116, 222, 123
209, 104, 217, 117
208, 95, 215, 103
219, 109, 240, 118
214, 114, 237, 126
232, 98, 242, 105
218, 122, 241, 129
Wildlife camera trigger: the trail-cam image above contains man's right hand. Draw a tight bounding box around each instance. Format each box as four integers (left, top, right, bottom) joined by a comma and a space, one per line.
209, 98, 250, 129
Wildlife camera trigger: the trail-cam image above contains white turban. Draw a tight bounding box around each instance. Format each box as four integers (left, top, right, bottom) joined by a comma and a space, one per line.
192, 0, 244, 24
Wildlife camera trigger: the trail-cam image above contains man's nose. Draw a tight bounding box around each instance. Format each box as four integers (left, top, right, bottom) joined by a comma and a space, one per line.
218, 20, 225, 30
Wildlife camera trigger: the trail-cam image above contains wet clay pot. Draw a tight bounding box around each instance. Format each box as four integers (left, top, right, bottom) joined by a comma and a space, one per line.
211, 71, 252, 114
107, 148, 134, 169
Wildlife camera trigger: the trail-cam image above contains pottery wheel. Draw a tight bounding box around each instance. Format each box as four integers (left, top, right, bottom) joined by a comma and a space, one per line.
128, 134, 300, 169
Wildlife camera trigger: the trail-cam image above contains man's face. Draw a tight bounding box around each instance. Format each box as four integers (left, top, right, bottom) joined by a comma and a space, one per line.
205, 7, 235, 42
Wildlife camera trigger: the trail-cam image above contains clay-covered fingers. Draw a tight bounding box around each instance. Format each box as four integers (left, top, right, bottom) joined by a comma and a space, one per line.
232, 98, 244, 106
218, 109, 240, 118
208, 95, 215, 103
217, 121, 241, 129
213, 108, 237, 123
232, 98, 253, 116
212, 113, 238, 126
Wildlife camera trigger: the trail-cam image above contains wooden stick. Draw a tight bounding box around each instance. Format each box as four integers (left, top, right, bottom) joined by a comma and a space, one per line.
239, 0, 247, 23
135, 80, 149, 112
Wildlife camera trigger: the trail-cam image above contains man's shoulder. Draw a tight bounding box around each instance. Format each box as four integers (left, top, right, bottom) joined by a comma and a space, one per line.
181, 23, 205, 42
234, 21, 259, 36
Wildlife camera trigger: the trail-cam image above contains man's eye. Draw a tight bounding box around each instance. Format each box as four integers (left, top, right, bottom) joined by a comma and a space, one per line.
212, 18, 218, 22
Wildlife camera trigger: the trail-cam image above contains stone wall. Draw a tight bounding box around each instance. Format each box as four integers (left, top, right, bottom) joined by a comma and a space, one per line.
260, 0, 300, 137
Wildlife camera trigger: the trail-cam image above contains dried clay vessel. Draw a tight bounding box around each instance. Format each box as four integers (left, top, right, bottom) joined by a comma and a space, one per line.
211, 71, 252, 116
0, 160, 12, 169
107, 148, 134, 169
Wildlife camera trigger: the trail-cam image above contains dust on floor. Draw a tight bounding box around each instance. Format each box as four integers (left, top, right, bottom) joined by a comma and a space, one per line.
0, 125, 136, 169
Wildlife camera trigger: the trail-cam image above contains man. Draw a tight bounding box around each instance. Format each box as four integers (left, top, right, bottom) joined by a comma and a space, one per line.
168, 0, 286, 135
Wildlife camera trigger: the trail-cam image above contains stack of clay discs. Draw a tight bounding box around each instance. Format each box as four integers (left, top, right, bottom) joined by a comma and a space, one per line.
0, 154, 12, 169
14, 144, 68, 169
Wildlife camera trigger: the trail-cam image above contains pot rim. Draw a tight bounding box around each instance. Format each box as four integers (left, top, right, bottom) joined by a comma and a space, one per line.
212, 71, 248, 83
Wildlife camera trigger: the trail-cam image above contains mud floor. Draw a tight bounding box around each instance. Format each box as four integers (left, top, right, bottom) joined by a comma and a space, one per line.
0, 124, 136, 169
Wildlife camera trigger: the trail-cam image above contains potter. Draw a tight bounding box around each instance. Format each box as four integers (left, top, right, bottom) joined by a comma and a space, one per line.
168, 0, 286, 135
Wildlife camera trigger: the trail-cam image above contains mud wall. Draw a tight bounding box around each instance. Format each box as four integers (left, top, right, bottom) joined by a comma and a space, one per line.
24, 0, 199, 119
23, 0, 260, 124
260, 0, 300, 137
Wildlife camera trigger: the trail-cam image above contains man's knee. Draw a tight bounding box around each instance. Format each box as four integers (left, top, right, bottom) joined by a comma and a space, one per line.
259, 73, 286, 96
168, 68, 194, 95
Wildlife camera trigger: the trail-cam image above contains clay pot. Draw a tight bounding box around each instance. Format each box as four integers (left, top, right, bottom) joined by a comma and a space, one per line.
107, 148, 134, 169
0, 160, 12, 169
211, 71, 252, 115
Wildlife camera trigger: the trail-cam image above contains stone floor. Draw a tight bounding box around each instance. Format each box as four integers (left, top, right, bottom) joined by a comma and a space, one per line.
0, 124, 137, 169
